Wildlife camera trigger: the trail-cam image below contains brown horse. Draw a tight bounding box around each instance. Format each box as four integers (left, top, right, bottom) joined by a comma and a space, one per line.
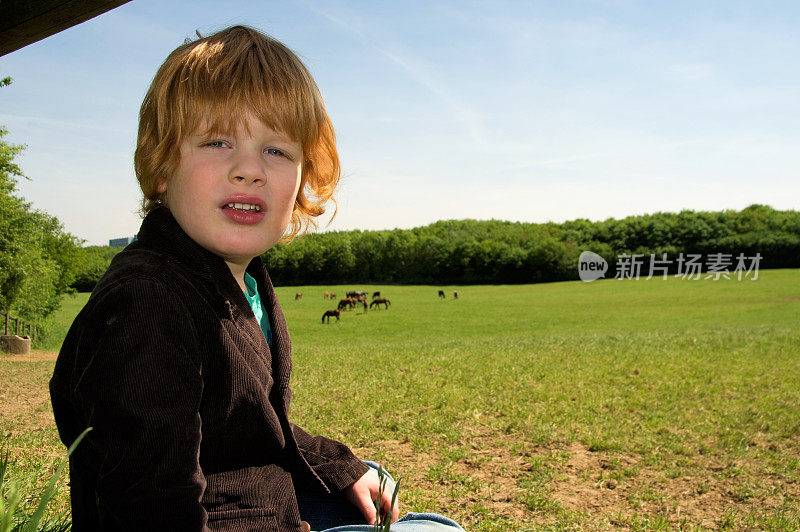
369, 298, 390, 309
372, 291, 381, 299
453, 291, 458, 299
438, 290, 445, 298
346, 290, 367, 299
324, 291, 330, 299
295, 292, 302, 300
337, 298, 354, 311
321, 309, 340, 323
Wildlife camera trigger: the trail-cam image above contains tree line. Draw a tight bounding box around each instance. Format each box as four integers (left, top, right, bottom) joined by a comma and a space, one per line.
257, 205, 799, 285
70, 205, 799, 290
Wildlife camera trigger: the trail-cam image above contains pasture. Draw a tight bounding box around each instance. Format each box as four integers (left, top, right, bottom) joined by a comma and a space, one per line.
1, 269, 799, 530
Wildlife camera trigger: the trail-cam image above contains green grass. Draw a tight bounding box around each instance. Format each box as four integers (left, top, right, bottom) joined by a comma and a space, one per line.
32, 293, 92, 352
2, 269, 799, 530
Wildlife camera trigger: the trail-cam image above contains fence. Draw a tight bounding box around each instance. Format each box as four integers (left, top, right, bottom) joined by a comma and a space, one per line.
1, 311, 37, 342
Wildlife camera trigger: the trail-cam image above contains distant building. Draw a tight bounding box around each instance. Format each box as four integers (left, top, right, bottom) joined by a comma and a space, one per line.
109, 236, 136, 248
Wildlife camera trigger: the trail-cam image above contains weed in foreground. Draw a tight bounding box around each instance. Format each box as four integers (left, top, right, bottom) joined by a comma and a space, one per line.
373, 465, 401, 532
0, 428, 90, 532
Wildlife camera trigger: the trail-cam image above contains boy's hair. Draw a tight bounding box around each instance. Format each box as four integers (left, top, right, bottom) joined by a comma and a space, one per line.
134, 25, 339, 239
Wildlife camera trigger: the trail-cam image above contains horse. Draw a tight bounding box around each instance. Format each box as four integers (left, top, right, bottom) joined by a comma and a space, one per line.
438, 290, 445, 298
370, 298, 390, 309
347, 290, 367, 299
372, 291, 381, 299
321, 309, 340, 323
329, 292, 336, 300
295, 292, 302, 300
337, 298, 354, 311
453, 291, 458, 299
324, 291, 330, 299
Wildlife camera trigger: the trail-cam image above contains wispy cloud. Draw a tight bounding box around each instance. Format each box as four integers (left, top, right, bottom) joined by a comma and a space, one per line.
662, 63, 715, 83
500, 152, 606, 172
298, 0, 488, 144
0, 113, 130, 135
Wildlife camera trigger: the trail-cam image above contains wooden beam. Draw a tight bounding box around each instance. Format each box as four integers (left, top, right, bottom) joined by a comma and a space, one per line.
0, 0, 132, 57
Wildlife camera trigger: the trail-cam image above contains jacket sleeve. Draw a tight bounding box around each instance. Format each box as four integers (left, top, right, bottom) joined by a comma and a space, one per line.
291, 424, 370, 492
71, 279, 209, 530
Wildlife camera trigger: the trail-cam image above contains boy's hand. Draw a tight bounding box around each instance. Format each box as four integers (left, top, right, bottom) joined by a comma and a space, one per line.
344, 468, 400, 525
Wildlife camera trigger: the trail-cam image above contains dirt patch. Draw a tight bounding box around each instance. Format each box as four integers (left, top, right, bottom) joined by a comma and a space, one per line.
450, 426, 532, 523
552, 442, 633, 516
358, 424, 800, 529
0, 350, 58, 362
548, 440, 799, 529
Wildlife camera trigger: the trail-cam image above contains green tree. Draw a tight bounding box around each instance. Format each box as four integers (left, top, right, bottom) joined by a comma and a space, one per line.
0, 92, 82, 324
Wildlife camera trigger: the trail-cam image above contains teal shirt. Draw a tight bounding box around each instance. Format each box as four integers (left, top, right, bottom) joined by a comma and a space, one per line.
243, 272, 273, 348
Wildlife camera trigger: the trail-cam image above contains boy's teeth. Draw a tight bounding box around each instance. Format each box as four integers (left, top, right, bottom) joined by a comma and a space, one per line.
226, 202, 261, 212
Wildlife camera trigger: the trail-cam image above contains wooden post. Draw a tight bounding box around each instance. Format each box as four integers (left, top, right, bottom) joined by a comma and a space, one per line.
14, 317, 18, 335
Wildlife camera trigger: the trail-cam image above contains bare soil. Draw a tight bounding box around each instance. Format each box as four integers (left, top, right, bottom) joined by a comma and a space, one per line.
0, 349, 58, 362
359, 422, 800, 530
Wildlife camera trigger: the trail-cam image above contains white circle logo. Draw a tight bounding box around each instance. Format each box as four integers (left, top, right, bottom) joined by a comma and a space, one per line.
578, 251, 608, 282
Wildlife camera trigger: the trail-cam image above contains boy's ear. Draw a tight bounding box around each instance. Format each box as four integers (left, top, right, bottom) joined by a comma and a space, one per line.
156, 179, 167, 194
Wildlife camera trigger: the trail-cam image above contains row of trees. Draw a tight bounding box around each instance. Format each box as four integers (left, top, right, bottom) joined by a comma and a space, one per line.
260, 204, 798, 285
72, 204, 799, 290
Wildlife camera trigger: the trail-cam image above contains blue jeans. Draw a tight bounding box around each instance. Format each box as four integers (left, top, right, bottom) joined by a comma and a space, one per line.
295, 462, 464, 532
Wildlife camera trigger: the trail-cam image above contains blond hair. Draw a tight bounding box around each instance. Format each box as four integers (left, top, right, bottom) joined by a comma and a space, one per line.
134, 25, 339, 239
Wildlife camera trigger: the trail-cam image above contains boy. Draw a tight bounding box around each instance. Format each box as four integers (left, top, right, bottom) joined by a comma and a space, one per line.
50, 26, 462, 531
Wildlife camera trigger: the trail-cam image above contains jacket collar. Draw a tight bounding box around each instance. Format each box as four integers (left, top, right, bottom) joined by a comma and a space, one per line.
136, 207, 242, 292
135, 207, 291, 387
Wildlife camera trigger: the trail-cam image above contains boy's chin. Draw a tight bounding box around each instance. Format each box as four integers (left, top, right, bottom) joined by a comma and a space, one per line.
214, 242, 274, 266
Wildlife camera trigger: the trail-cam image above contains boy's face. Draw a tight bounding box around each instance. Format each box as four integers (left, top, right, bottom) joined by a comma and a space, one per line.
158, 113, 302, 266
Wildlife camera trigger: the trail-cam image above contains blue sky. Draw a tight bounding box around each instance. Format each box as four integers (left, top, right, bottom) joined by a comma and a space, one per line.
1, 0, 798, 245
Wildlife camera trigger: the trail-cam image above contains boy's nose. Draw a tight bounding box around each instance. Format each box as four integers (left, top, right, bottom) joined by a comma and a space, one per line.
230, 152, 266, 185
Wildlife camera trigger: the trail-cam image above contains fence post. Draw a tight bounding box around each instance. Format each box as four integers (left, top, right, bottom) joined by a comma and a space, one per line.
1, 313, 38, 341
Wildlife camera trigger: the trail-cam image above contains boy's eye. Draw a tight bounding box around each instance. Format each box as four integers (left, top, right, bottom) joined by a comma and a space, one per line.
205, 140, 229, 148
266, 147, 286, 158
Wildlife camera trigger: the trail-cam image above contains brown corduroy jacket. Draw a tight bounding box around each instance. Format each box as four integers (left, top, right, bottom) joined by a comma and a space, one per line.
49, 208, 368, 531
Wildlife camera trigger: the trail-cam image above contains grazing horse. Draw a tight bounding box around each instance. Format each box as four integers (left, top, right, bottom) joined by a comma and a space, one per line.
329, 292, 336, 300
362, 300, 368, 311
438, 290, 445, 298
347, 290, 367, 299
295, 292, 302, 300
337, 298, 353, 311
453, 291, 458, 299
324, 291, 330, 299
370, 298, 390, 309
321, 309, 340, 323
372, 291, 381, 299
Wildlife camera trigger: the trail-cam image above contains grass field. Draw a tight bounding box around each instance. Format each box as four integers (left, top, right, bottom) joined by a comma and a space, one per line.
1, 269, 799, 530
